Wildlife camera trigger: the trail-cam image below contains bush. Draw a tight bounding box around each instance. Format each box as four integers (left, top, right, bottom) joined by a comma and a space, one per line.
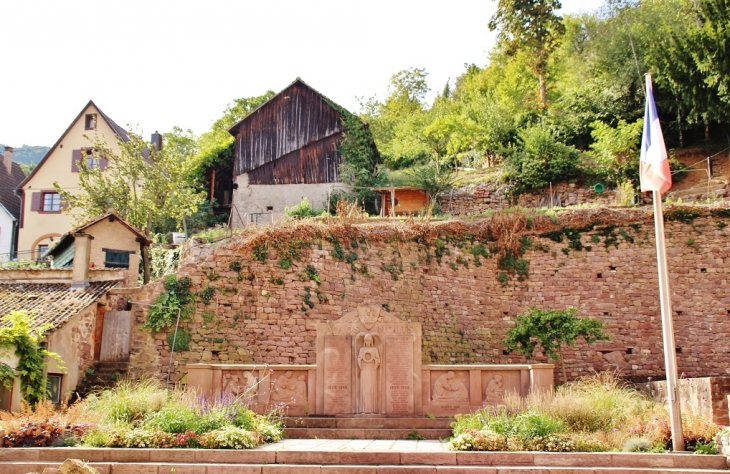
198, 426, 262, 449
505, 125, 581, 191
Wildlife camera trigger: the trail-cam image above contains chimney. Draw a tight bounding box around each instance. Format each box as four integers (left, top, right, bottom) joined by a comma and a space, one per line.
2, 146, 13, 174
151, 131, 162, 151
71, 233, 94, 290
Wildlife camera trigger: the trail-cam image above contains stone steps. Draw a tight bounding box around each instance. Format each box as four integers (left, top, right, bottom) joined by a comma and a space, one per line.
1, 442, 727, 474
5, 462, 730, 474
284, 417, 454, 440
667, 181, 728, 201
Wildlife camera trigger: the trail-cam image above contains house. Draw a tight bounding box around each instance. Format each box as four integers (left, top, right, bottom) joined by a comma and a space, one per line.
0, 146, 25, 261
16, 101, 129, 260
0, 234, 130, 411
227, 78, 351, 226
46, 211, 151, 287
372, 186, 430, 217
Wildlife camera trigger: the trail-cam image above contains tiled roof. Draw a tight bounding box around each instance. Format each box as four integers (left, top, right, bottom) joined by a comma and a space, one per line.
0, 155, 25, 219
0, 281, 119, 331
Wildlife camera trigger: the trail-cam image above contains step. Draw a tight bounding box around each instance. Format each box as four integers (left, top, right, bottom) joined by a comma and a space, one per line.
0, 443, 726, 472
284, 427, 453, 440
4, 462, 729, 474
285, 417, 454, 429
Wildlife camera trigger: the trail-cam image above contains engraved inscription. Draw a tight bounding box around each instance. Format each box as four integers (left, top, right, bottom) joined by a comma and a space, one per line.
385, 335, 414, 414
324, 336, 352, 413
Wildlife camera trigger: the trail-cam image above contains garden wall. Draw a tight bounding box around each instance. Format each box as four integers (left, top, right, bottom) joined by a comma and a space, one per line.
129, 207, 730, 385
439, 182, 618, 215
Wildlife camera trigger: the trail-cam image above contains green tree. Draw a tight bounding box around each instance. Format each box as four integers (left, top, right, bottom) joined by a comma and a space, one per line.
588, 118, 644, 185
55, 128, 205, 283
504, 125, 581, 191
503, 307, 610, 384
489, 0, 567, 107
406, 161, 456, 217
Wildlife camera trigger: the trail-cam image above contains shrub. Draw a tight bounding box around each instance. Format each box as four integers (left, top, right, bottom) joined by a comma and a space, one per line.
622, 436, 651, 452
449, 429, 508, 451
505, 125, 581, 191
198, 426, 262, 449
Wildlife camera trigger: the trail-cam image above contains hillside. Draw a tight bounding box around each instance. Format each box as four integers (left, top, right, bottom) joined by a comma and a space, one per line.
0, 144, 50, 164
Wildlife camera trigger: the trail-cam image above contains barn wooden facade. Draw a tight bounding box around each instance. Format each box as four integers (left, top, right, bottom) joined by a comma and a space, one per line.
229, 78, 344, 185
227, 78, 355, 226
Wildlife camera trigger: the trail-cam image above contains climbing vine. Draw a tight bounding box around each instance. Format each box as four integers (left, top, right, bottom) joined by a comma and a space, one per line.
0, 311, 64, 405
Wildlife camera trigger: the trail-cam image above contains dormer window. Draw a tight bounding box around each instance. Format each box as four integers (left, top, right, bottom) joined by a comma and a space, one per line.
85, 114, 97, 130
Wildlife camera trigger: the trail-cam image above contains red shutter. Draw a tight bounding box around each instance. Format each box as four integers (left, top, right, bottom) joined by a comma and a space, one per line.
99, 157, 108, 170
30, 192, 42, 211
72, 149, 82, 172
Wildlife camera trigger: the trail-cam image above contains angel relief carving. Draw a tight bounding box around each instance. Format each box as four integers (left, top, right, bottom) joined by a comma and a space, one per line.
356, 332, 381, 413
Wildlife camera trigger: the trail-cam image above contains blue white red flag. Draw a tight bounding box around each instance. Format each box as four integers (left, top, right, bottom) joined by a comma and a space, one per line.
640, 74, 672, 193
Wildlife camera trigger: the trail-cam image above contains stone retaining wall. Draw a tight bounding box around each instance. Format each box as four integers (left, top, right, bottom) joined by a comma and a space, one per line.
129, 210, 730, 385
439, 182, 618, 215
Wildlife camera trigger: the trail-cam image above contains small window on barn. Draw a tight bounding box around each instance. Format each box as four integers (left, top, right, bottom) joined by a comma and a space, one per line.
104, 249, 131, 269
266, 206, 273, 212
85, 114, 97, 130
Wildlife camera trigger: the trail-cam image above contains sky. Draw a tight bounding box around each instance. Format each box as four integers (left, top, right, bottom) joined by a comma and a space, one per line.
1, 0, 603, 147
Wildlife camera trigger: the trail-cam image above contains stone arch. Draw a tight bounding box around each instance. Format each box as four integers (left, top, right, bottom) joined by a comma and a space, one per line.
31, 233, 62, 260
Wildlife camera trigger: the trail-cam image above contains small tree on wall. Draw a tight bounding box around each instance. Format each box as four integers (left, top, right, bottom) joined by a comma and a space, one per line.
503, 307, 610, 384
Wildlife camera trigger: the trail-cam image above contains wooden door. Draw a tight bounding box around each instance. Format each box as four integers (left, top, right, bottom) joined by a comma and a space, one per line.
99, 311, 132, 361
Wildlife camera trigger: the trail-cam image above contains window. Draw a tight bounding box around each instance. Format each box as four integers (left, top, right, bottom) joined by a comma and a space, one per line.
104, 249, 131, 269
86, 149, 96, 169
47, 374, 62, 404
85, 114, 97, 130
42, 192, 61, 212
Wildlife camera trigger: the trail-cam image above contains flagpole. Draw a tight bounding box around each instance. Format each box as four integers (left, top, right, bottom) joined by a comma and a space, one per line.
652, 189, 684, 451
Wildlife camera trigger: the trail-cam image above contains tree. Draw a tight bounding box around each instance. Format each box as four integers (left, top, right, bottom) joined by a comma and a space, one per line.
503, 307, 610, 384
406, 161, 455, 218
504, 125, 581, 191
55, 128, 205, 283
489, 0, 566, 107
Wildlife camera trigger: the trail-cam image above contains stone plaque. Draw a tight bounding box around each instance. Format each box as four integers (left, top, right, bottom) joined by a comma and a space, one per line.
385, 335, 414, 414
323, 335, 352, 414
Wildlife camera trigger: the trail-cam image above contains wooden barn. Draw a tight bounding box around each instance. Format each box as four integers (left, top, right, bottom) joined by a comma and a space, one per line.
227, 78, 350, 226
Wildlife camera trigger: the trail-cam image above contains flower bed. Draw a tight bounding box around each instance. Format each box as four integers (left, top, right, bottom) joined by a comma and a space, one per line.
449, 372, 721, 453
0, 379, 283, 449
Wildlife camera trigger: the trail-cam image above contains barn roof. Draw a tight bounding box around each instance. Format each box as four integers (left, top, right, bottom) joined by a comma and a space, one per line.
228, 78, 346, 136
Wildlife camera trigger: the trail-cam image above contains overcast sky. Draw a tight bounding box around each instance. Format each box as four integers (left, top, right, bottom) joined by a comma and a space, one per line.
1, 0, 602, 147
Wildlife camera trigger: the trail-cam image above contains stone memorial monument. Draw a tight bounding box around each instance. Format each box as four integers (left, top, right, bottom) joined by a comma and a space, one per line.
187, 304, 554, 417
315, 304, 422, 415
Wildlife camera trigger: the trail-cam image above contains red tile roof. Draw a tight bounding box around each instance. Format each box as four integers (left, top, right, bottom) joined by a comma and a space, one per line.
0, 281, 119, 331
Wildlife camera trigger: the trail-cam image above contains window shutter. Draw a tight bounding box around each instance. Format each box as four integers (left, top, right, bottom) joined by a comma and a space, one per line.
30, 192, 42, 211
99, 157, 108, 170
71, 149, 82, 172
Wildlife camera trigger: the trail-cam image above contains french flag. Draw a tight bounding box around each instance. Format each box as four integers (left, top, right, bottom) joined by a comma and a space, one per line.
640, 74, 672, 194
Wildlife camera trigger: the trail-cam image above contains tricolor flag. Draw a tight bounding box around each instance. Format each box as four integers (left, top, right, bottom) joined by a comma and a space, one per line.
640, 74, 672, 194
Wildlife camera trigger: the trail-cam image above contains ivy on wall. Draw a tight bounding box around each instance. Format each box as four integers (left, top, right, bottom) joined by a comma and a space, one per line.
0, 311, 64, 405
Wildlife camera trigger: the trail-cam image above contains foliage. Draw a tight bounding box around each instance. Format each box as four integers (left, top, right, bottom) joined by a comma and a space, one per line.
148, 245, 182, 283
0, 259, 50, 270
488, 0, 566, 107
504, 125, 581, 191
165, 327, 191, 352
405, 161, 456, 216
503, 306, 609, 383
71, 379, 282, 449
450, 372, 717, 452
285, 197, 321, 219
0, 311, 63, 405
143, 276, 193, 333
588, 118, 644, 186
